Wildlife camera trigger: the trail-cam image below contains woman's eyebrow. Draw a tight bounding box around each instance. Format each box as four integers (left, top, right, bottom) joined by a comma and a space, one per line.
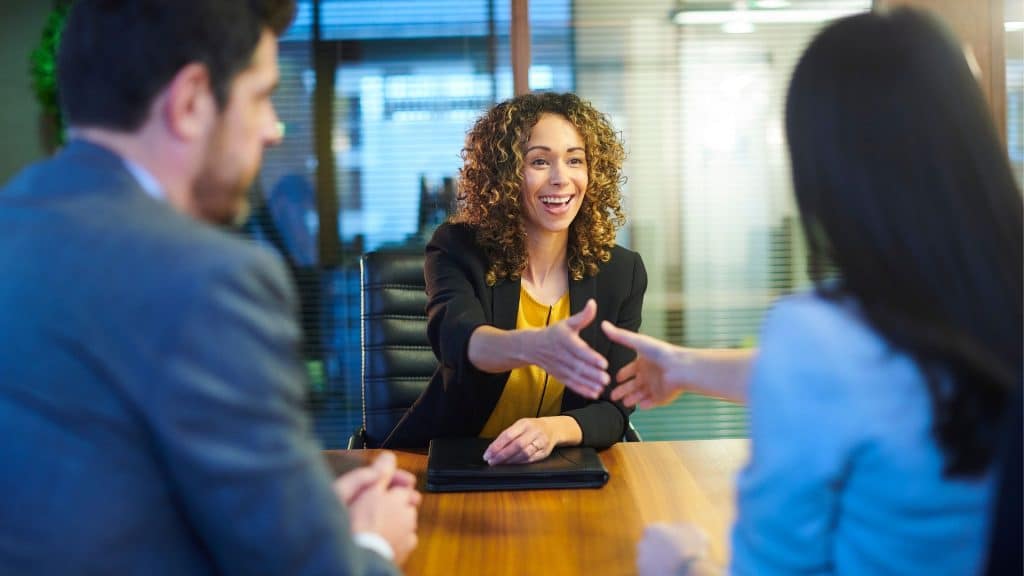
524, 145, 585, 154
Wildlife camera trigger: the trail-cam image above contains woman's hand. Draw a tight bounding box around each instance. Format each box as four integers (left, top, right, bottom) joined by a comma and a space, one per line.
602, 321, 755, 406
637, 522, 718, 576
466, 299, 612, 400
533, 298, 609, 399
601, 321, 688, 408
483, 416, 581, 465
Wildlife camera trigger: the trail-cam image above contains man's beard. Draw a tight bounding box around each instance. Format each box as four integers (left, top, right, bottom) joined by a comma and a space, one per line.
193, 170, 250, 227
192, 131, 258, 227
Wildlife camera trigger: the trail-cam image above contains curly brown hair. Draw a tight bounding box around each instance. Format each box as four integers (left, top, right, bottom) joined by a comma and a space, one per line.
452, 92, 627, 286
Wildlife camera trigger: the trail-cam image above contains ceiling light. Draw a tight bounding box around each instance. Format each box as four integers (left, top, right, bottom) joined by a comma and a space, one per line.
722, 20, 756, 33
672, 8, 863, 25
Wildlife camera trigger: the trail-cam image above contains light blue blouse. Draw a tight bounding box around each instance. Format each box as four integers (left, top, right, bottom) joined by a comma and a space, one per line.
730, 292, 994, 575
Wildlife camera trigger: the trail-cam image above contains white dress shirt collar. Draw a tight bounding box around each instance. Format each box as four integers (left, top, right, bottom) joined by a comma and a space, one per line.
122, 157, 165, 202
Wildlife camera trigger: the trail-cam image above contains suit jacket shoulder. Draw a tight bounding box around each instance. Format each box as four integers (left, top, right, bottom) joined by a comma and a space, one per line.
428, 222, 487, 268
0, 141, 399, 575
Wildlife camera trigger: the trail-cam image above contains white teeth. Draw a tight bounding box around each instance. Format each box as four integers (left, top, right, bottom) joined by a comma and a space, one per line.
540, 196, 572, 206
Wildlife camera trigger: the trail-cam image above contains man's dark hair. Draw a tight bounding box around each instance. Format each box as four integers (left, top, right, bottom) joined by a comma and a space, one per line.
58, 0, 296, 131
786, 8, 1022, 476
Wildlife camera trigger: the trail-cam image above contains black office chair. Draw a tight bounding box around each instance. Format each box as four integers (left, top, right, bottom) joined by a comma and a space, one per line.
349, 251, 436, 448
624, 419, 642, 442
348, 250, 643, 447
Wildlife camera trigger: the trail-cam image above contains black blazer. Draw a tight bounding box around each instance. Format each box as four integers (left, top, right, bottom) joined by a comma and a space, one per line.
384, 222, 647, 449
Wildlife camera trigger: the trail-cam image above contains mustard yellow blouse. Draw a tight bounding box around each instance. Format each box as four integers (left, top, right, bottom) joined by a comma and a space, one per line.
478, 286, 570, 438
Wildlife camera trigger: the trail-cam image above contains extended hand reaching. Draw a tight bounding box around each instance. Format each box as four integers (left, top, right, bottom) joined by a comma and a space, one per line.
601, 321, 688, 408
534, 299, 609, 399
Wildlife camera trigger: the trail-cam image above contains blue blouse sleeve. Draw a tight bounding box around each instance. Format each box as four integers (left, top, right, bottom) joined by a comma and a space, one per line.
729, 295, 859, 576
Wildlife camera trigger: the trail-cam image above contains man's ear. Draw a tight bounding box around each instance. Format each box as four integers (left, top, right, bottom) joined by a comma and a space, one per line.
161, 62, 217, 142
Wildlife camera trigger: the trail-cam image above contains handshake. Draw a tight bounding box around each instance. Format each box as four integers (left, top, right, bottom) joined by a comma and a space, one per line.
519, 297, 743, 408
504, 298, 703, 408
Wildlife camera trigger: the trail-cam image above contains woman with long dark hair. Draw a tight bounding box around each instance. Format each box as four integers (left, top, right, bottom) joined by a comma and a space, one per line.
603, 8, 1022, 574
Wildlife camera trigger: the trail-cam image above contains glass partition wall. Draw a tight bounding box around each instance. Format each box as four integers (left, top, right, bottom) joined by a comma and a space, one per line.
252, 0, 573, 444
572, 0, 870, 439
251, 0, 1017, 447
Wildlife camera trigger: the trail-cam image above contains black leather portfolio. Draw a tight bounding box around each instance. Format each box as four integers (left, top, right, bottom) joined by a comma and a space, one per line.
425, 437, 609, 492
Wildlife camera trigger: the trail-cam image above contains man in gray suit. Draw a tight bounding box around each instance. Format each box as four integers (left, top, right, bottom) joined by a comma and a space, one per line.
0, 1, 418, 574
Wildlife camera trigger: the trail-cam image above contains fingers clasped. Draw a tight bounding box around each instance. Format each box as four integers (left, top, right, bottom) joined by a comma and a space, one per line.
338, 452, 422, 565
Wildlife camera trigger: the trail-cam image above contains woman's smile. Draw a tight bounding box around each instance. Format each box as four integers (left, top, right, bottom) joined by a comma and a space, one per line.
521, 113, 589, 237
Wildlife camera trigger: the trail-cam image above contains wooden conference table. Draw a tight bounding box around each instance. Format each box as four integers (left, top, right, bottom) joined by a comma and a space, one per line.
325, 439, 750, 576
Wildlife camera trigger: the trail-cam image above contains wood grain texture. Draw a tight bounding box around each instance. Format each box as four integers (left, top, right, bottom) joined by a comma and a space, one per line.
326, 439, 749, 576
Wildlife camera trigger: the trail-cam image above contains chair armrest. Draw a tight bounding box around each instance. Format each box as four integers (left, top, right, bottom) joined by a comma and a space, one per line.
347, 426, 367, 449
623, 421, 643, 443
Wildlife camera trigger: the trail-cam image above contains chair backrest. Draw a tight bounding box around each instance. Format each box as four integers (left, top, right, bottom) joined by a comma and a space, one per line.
360, 251, 436, 447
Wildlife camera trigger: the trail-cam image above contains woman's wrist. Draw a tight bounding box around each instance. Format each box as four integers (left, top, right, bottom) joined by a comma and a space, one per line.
517, 327, 544, 366
540, 415, 583, 446
670, 346, 752, 404
468, 325, 545, 373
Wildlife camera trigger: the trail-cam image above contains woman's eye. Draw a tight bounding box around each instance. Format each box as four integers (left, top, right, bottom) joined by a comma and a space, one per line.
530, 158, 549, 167
569, 157, 586, 166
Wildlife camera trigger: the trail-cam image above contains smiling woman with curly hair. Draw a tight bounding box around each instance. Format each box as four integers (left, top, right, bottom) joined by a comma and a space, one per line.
384, 93, 648, 463
455, 92, 627, 285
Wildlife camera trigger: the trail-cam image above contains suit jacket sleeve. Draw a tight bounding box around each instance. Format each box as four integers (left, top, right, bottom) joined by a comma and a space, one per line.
424, 225, 491, 390
563, 251, 647, 448
143, 247, 398, 576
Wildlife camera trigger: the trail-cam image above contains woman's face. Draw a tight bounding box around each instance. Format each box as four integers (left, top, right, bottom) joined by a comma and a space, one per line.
519, 113, 589, 239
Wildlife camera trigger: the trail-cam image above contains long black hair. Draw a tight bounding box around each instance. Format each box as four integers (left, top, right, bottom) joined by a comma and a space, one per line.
786, 8, 1022, 475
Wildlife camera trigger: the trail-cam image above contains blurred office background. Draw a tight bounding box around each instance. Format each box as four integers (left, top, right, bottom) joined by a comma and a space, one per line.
2, 0, 1021, 447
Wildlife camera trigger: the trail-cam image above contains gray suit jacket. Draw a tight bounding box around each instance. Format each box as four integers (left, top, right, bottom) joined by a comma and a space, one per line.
0, 141, 397, 575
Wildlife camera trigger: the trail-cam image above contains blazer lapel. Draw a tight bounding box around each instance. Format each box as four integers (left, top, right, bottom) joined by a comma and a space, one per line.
492, 277, 520, 330
569, 273, 598, 346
